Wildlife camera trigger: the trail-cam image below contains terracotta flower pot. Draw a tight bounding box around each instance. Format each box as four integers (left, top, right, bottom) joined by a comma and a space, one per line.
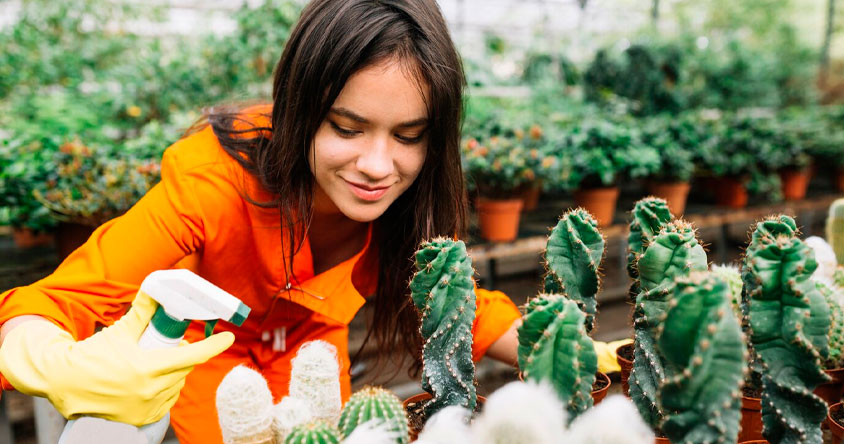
714, 177, 749, 209
836, 169, 844, 194
779, 167, 811, 201
520, 181, 542, 212
402, 393, 486, 441
573, 186, 619, 227
815, 367, 844, 406
738, 396, 763, 442
647, 181, 691, 216
829, 402, 844, 444
616, 342, 634, 396
591, 372, 611, 405
55, 222, 96, 260
738, 441, 769, 443
654, 437, 670, 443
12, 227, 54, 249
476, 198, 523, 242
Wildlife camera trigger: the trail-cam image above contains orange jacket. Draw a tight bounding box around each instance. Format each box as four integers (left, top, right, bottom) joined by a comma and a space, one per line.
0, 110, 521, 394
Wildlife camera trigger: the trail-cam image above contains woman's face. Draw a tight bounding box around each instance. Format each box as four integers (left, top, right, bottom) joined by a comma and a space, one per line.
310, 58, 429, 222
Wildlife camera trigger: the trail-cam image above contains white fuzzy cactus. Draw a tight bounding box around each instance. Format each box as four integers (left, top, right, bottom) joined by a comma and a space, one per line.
216, 365, 275, 444
288, 340, 342, 424
340, 421, 398, 444
564, 395, 653, 444
415, 406, 472, 444
470, 381, 565, 444
271, 396, 313, 443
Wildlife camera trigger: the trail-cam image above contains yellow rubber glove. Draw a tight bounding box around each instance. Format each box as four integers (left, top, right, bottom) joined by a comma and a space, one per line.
594, 338, 634, 374
0, 292, 234, 426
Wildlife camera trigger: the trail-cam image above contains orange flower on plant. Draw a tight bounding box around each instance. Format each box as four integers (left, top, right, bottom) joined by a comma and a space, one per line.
529, 125, 543, 140
541, 157, 556, 169
530, 149, 539, 160
523, 169, 535, 181
514, 128, 525, 140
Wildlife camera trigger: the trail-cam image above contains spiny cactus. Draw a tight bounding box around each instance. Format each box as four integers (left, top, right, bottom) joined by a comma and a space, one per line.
627, 197, 673, 303
657, 272, 746, 444
817, 281, 844, 369
827, 198, 844, 265
216, 365, 275, 444
629, 220, 708, 429
338, 387, 408, 444
710, 263, 743, 318
543, 208, 605, 332
409, 237, 477, 417
517, 294, 598, 419
288, 340, 342, 424
469, 381, 566, 444
284, 420, 342, 444
743, 215, 830, 444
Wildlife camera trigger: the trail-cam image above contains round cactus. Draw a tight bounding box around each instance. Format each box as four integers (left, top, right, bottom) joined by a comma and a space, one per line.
743, 215, 830, 444
284, 420, 341, 444
517, 294, 597, 420
709, 263, 743, 318
657, 272, 746, 444
338, 386, 408, 444
543, 208, 605, 332
409, 237, 477, 417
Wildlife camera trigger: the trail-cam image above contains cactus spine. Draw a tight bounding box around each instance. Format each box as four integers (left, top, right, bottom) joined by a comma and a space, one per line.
338, 387, 409, 444
629, 220, 708, 429
517, 295, 598, 419
657, 272, 746, 444
543, 208, 605, 332
743, 215, 830, 444
284, 420, 342, 444
409, 237, 477, 416
627, 197, 673, 302
827, 198, 844, 265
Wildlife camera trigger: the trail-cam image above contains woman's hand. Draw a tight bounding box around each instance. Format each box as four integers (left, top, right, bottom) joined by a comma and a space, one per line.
0, 292, 234, 426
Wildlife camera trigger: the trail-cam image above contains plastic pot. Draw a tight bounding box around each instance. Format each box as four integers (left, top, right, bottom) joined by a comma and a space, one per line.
476, 197, 523, 242
815, 367, 844, 406
829, 401, 844, 444
738, 395, 763, 442
616, 342, 634, 396
714, 177, 749, 209
573, 186, 619, 227
647, 181, 691, 216
779, 167, 811, 201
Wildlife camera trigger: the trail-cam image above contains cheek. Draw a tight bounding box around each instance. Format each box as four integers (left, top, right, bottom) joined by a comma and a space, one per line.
398, 146, 427, 181
311, 135, 356, 174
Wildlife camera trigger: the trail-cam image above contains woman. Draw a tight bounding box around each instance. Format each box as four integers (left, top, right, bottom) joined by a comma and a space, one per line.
0, 1, 622, 442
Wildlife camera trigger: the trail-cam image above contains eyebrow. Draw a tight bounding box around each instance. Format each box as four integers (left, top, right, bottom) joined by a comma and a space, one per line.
330, 107, 428, 128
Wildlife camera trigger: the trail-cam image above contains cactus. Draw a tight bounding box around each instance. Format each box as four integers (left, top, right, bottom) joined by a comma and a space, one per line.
743, 215, 830, 444
710, 263, 743, 318
409, 237, 477, 417
469, 381, 566, 444
216, 365, 275, 444
338, 387, 408, 444
827, 198, 844, 265
284, 420, 342, 444
288, 340, 342, 424
627, 197, 673, 302
818, 281, 844, 369
629, 220, 708, 429
565, 395, 655, 444
657, 272, 746, 444
517, 294, 598, 419
543, 208, 605, 332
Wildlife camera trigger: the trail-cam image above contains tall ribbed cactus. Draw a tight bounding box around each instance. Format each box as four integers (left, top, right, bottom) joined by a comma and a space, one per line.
543, 208, 605, 332
629, 220, 708, 429
517, 294, 598, 420
409, 237, 477, 417
338, 387, 408, 444
710, 264, 743, 318
818, 281, 844, 369
743, 215, 830, 444
827, 198, 844, 265
284, 420, 342, 444
627, 197, 673, 302
657, 272, 746, 444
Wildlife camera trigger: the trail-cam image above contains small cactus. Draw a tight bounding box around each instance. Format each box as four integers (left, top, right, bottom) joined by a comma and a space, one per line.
710, 263, 743, 319
827, 198, 844, 265
517, 294, 598, 420
627, 197, 673, 303
657, 272, 745, 444
543, 208, 605, 332
817, 281, 844, 369
284, 420, 342, 444
743, 215, 830, 444
288, 341, 342, 424
215, 365, 275, 444
338, 387, 408, 444
409, 237, 477, 417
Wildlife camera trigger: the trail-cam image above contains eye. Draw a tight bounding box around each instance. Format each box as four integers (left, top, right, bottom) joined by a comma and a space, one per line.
396, 130, 426, 144
329, 121, 359, 137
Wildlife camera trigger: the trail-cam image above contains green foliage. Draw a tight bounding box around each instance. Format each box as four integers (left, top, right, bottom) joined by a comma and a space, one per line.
461, 130, 546, 198
742, 215, 830, 444
517, 295, 597, 421
285, 420, 342, 444
658, 272, 745, 444
640, 114, 707, 182
338, 386, 408, 444
543, 208, 604, 332
409, 238, 477, 417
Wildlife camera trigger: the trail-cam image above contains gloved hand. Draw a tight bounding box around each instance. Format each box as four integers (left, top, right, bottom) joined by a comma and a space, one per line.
0, 292, 234, 426
594, 338, 634, 374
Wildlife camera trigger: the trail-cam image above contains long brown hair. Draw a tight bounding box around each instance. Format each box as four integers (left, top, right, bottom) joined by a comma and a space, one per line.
207, 0, 467, 377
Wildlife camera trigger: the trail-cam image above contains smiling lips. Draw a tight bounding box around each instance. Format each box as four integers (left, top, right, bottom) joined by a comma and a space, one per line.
345, 179, 391, 201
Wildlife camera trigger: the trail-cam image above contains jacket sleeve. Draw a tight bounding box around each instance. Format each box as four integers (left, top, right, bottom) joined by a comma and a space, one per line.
470, 287, 521, 362
0, 141, 209, 390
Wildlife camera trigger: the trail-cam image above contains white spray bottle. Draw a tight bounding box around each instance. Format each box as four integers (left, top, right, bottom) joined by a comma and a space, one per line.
57, 269, 251, 444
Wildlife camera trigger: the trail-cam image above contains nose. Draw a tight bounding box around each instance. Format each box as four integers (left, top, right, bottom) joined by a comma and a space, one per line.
355, 135, 394, 181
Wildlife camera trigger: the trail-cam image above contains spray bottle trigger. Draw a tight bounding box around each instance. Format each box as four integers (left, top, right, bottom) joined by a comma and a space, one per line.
204, 320, 218, 338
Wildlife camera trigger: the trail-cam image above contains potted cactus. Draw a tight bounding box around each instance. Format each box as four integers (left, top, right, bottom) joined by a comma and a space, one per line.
815, 281, 844, 405
284, 420, 343, 444
338, 386, 409, 444
405, 237, 478, 435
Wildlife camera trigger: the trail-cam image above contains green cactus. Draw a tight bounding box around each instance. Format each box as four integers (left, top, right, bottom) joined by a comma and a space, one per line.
827, 198, 844, 265
543, 208, 605, 332
710, 263, 743, 319
629, 220, 708, 429
657, 272, 746, 444
743, 215, 830, 444
817, 281, 844, 369
338, 386, 408, 444
284, 420, 342, 444
627, 197, 673, 303
409, 237, 477, 417
517, 294, 598, 420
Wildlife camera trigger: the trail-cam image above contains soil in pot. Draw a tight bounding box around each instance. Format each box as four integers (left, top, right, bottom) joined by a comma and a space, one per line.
404, 393, 485, 441
779, 167, 811, 201
591, 372, 611, 404
476, 198, 523, 242
830, 402, 844, 444
714, 177, 748, 209
647, 181, 691, 216
573, 186, 619, 227
616, 342, 634, 396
